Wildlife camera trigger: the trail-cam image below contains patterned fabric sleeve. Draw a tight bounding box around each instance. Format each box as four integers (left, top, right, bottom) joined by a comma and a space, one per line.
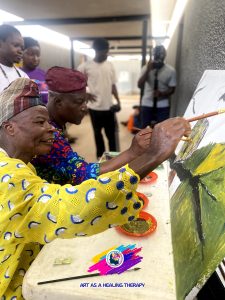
32, 130, 100, 185
0, 154, 142, 297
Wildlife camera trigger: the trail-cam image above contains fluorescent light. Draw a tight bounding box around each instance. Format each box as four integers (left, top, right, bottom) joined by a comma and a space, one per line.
0, 9, 93, 57
150, 0, 189, 49
109, 55, 142, 61
0, 9, 23, 25
150, 0, 169, 39
73, 41, 95, 58
17, 25, 94, 57
16, 25, 71, 49
163, 0, 189, 49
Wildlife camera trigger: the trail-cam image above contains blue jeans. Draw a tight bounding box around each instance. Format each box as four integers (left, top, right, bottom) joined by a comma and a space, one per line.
140, 106, 170, 128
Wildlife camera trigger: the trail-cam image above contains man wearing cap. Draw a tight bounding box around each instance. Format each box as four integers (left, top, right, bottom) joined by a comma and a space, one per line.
32, 66, 152, 186
0, 77, 191, 298
78, 38, 121, 159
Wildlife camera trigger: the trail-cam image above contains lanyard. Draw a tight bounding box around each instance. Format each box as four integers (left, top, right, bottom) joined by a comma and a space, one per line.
0, 64, 22, 84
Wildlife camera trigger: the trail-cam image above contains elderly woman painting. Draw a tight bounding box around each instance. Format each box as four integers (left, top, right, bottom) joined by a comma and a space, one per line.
0, 78, 190, 299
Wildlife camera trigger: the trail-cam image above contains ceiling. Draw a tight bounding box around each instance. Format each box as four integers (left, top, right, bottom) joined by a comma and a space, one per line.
0, 0, 176, 55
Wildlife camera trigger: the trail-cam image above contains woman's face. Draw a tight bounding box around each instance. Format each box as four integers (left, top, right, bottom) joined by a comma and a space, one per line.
23, 46, 41, 70
11, 106, 55, 158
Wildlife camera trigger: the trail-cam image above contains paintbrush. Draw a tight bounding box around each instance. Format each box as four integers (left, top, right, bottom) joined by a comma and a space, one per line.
133, 108, 225, 132
186, 108, 225, 122
37, 267, 141, 285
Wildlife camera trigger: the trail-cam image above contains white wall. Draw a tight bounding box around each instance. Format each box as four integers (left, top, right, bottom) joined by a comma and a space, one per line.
38, 41, 83, 71
112, 59, 141, 95
37, 41, 141, 96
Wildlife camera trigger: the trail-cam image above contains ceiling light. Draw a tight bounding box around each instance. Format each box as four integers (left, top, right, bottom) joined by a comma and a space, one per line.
0, 9, 23, 25
163, 0, 189, 49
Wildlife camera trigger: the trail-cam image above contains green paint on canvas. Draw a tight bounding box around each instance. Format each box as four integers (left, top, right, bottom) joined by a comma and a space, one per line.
171, 143, 225, 299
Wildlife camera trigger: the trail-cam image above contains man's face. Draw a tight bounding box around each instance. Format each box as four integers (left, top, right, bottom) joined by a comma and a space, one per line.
58, 92, 88, 125
153, 46, 166, 63
0, 33, 24, 66
95, 49, 108, 63
23, 46, 40, 70
10, 106, 55, 157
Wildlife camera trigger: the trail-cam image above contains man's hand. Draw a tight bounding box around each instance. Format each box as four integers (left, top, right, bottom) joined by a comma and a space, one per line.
129, 117, 191, 178
129, 127, 152, 156
110, 104, 121, 113
153, 87, 176, 99
147, 60, 154, 72
146, 117, 191, 162
153, 90, 161, 98
86, 93, 96, 103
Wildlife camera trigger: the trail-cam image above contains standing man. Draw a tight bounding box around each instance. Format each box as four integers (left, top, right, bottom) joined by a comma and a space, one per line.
138, 45, 176, 128
0, 24, 28, 92
78, 38, 121, 159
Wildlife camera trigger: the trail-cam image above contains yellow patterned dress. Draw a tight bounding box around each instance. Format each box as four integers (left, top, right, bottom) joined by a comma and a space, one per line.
0, 149, 142, 299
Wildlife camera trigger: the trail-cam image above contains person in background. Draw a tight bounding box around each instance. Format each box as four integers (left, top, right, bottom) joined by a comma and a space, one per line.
121, 105, 141, 134
78, 38, 121, 159
0, 24, 28, 92
21, 37, 48, 104
0, 78, 190, 298
138, 45, 176, 128
32, 66, 152, 186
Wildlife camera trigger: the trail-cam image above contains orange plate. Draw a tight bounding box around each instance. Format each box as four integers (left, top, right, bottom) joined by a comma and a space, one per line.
116, 211, 157, 237
137, 192, 149, 210
140, 171, 158, 184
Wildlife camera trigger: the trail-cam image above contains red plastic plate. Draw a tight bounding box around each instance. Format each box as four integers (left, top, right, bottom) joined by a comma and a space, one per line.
116, 211, 157, 237
137, 192, 149, 210
140, 171, 158, 184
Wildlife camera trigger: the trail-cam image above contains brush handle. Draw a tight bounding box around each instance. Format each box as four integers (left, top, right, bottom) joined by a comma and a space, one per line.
37, 267, 141, 285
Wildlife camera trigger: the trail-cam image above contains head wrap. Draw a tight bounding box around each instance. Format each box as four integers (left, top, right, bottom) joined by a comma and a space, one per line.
0, 78, 44, 126
45, 66, 87, 93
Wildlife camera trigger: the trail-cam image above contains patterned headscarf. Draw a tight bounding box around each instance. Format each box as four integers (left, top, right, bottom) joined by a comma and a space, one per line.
0, 78, 45, 126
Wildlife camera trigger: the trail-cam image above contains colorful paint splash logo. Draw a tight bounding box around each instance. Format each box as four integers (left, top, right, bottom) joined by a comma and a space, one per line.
88, 244, 142, 275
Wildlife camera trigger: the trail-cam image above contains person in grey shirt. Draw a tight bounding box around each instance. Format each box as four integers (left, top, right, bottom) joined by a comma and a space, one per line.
138, 45, 176, 128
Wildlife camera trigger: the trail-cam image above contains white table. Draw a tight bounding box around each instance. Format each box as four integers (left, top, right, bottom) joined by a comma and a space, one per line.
22, 164, 177, 300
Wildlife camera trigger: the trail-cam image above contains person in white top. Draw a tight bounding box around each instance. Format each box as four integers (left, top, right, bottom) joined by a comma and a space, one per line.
78, 38, 121, 159
0, 24, 28, 92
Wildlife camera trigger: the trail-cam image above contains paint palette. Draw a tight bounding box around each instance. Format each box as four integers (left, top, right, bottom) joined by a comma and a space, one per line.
137, 192, 149, 210
116, 211, 157, 237
140, 171, 158, 184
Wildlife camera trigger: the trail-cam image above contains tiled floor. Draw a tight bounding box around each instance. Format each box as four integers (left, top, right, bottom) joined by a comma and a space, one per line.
67, 95, 140, 162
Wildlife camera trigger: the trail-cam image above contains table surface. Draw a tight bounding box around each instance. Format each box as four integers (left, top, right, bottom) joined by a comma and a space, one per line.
22, 164, 177, 300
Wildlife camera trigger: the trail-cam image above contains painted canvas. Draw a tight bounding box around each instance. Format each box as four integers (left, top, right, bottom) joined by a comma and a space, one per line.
169, 70, 225, 300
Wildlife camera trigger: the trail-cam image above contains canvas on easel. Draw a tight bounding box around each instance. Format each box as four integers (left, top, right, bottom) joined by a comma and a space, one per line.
169, 70, 225, 300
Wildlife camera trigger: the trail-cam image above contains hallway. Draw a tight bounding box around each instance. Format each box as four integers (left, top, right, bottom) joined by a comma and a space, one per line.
67, 95, 140, 162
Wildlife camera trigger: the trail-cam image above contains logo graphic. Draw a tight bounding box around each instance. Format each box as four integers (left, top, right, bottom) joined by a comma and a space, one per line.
106, 250, 124, 268
88, 244, 142, 275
